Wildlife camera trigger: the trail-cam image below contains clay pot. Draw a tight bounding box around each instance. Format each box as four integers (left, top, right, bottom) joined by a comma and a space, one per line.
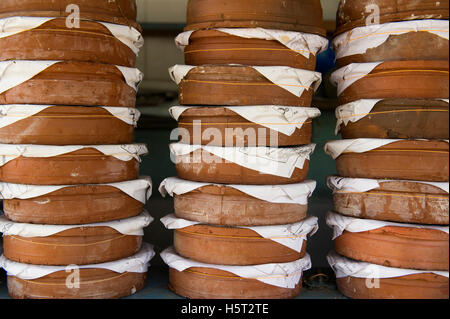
336, 31, 449, 67
0, 106, 136, 145
335, 140, 449, 182
169, 267, 302, 299
175, 149, 310, 185
176, 107, 313, 147
0, 19, 139, 66
174, 185, 308, 226
333, 180, 449, 225
0, 147, 141, 185
8, 269, 146, 299
185, 0, 325, 36
0, 61, 139, 107
335, 0, 449, 35
335, 227, 449, 270
3, 185, 145, 225
337, 273, 449, 299
0, 0, 141, 30
3, 226, 142, 265
339, 99, 449, 140
174, 224, 305, 265
177, 65, 315, 107
184, 30, 318, 69
335, 61, 449, 104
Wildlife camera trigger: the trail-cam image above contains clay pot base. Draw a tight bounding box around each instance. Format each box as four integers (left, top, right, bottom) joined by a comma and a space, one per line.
336, 140, 449, 182
0, 0, 141, 31
335, 227, 449, 270
0, 19, 137, 66
339, 99, 449, 140
335, 0, 450, 35
8, 269, 146, 299
3, 226, 142, 266
338, 61, 449, 104
3, 185, 144, 225
178, 65, 313, 107
174, 224, 305, 265
333, 180, 449, 225
174, 184, 308, 226
177, 107, 312, 147
0, 148, 140, 185
337, 32, 449, 67
337, 273, 449, 299
184, 30, 317, 69
0, 106, 134, 145
0, 62, 137, 107
169, 267, 302, 299
185, 0, 325, 36
175, 149, 310, 185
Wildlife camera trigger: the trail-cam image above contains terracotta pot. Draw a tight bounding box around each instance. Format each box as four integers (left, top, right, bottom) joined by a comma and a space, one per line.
184, 30, 318, 69
177, 65, 314, 107
339, 99, 449, 140
174, 224, 305, 265
0, 19, 138, 66
174, 185, 308, 226
0, 106, 135, 145
8, 269, 146, 299
337, 273, 449, 299
185, 0, 325, 36
0, 62, 138, 108
335, 140, 449, 182
3, 226, 142, 265
335, 0, 449, 35
169, 267, 302, 299
175, 149, 310, 185
3, 185, 144, 225
176, 107, 313, 147
0, 0, 141, 30
336, 32, 449, 67
336, 61, 449, 104
333, 180, 449, 225
335, 227, 449, 270
0, 148, 141, 185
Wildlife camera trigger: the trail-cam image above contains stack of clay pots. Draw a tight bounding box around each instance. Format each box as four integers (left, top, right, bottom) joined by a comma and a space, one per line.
0, 0, 155, 299
159, 0, 328, 299
324, 0, 449, 299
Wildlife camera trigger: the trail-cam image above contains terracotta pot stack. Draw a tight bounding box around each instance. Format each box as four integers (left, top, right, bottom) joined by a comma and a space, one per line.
159, 0, 328, 299
324, 0, 450, 299
0, 0, 155, 299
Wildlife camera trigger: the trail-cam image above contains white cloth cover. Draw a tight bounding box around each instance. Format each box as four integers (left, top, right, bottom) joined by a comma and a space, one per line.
328, 250, 449, 279
170, 143, 315, 178
160, 214, 318, 252
169, 105, 321, 136
161, 247, 311, 289
0, 60, 143, 94
327, 176, 450, 194
0, 143, 148, 167
0, 210, 153, 237
159, 176, 316, 205
330, 62, 382, 96
175, 28, 329, 58
0, 243, 155, 280
168, 64, 322, 98
333, 20, 449, 59
0, 16, 144, 54
0, 104, 141, 128
326, 211, 449, 240
0, 176, 153, 203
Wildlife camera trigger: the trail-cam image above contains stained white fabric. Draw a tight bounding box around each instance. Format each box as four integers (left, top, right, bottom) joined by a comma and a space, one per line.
170, 143, 315, 178
161, 247, 311, 289
159, 176, 316, 205
330, 62, 382, 96
324, 138, 405, 159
